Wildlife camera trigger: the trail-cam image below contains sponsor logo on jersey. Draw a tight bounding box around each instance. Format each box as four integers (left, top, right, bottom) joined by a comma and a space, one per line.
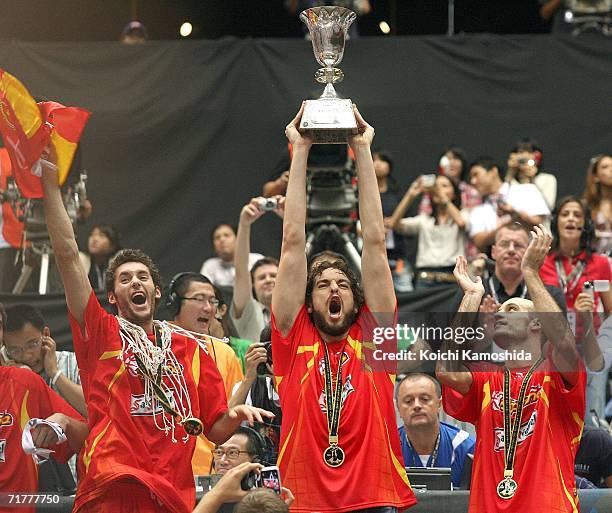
0, 439, 6, 462
130, 391, 175, 417
493, 409, 537, 452
491, 384, 541, 416
0, 412, 13, 429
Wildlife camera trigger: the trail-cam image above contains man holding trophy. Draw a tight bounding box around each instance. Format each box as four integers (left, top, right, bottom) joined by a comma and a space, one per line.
271, 7, 417, 512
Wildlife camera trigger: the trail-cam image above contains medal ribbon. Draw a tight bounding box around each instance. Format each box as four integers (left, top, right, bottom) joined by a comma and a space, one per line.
322, 342, 345, 446
555, 257, 585, 296
502, 356, 543, 479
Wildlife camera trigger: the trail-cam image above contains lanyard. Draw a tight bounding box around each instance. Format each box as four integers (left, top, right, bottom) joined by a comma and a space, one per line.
489, 277, 527, 305
555, 257, 585, 296
405, 431, 441, 468
322, 342, 347, 467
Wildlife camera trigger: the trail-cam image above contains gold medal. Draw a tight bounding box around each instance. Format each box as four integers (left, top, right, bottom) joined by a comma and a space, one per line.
497, 477, 518, 499
182, 417, 204, 437
323, 444, 345, 467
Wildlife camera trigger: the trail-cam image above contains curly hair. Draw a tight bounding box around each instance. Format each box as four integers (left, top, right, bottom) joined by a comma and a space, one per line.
550, 196, 595, 257
306, 259, 364, 311
105, 249, 163, 294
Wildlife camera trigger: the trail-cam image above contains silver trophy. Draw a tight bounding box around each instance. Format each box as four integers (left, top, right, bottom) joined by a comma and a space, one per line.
299, 6, 358, 144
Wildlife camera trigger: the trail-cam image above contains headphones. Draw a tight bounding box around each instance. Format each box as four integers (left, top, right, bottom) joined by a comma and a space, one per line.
165, 272, 207, 317
210, 425, 268, 472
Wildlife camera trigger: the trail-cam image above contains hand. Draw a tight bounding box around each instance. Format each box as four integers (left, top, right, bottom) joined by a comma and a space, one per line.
479, 295, 501, 314
240, 198, 266, 226
281, 486, 295, 507
479, 295, 500, 341
41, 327, 59, 377
208, 461, 263, 504
347, 105, 375, 149
228, 405, 275, 426
30, 413, 70, 449
273, 195, 285, 219
285, 103, 313, 148
454, 255, 485, 295
521, 224, 552, 275
470, 255, 488, 277
495, 214, 512, 230
574, 292, 595, 313
407, 176, 424, 197
39, 143, 59, 178
244, 343, 268, 382
497, 202, 514, 217
383, 217, 393, 235
79, 199, 93, 219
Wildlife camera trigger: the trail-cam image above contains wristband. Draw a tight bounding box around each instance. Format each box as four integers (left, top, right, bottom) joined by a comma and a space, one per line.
51, 369, 63, 386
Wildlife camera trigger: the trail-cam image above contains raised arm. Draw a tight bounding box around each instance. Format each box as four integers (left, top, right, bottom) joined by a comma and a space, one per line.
389, 177, 423, 231
41, 153, 92, 329
232, 198, 266, 319
349, 106, 395, 313
521, 224, 578, 384
435, 256, 483, 394
271, 105, 311, 336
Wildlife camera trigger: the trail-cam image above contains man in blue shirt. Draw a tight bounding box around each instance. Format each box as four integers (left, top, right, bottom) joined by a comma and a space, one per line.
396, 373, 475, 488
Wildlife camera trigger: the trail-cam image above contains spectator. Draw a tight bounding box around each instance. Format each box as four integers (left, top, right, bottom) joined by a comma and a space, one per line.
374, 148, 413, 292
167, 272, 245, 476
271, 105, 416, 511
396, 373, 475, 488
230, 197, 282, 343
41, 149, 271, 513
540, 197, 612, 314
575, 424, 612, 488
506, 137, 557, 211
467, 156, 549, 252
391, 174, 469, 289
4, 304, 86, 417
212, 427, 266, 475
583, 153, 612, 254
120, 20, 148, 44
193, 461, 293, 513
439, 230, 586, 512
583, 315, 612, 423
230, 326, 282, 464
79, 224, 121, 291
200, 223, 264, 288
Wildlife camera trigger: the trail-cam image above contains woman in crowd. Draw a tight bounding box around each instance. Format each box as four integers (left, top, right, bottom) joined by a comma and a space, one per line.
374, 148, 412, 292
583, 153, 612, 254
391, 174, 468, 289
78, 224, 121, 291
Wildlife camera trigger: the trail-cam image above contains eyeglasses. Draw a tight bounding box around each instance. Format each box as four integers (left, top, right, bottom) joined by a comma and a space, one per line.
496, 240, 527, 251
212, 448, 251, 460
5, 338, 42, 359
183, 295, 220, 307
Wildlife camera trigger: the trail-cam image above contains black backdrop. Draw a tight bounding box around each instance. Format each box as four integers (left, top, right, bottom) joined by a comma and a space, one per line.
0, 34, 611, 343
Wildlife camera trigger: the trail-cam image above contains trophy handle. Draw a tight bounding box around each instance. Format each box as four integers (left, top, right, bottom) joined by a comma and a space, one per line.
315, 67, 344, 85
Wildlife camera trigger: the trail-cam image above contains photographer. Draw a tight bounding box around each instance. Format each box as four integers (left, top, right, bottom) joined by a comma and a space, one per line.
390, 174, 469, 289
230, 197, 283, 343
229, 326, 282, 463
193, 461, 293, 513
506, 137, 557, 211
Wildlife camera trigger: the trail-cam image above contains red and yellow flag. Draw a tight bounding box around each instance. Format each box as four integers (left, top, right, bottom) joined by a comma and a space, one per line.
0, 69, 90, 198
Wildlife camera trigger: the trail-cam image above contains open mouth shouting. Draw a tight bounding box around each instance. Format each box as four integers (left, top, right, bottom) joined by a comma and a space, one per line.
329, 295, 343, 321
131, 291, 147, 307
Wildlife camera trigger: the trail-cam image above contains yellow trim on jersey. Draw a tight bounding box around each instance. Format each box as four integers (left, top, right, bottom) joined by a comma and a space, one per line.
275, 375, 283, 388
20, 391, 30, 430
571, 411, 584, 445
481, 381, 491, 411
107, 362, 126, 392
297, 341, 319, 385
83, 420, 112, 473
277, 423, 294, 466
557, 460, 579, 513
540, 387, 550, 408
99, 350, 122, 360
192, 344, 201, 386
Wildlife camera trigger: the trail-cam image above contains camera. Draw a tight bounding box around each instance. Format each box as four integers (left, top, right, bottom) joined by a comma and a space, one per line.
241, 466, 282, 494
257, 342, 273, 376
258, 198, 277, 212
422, 174, 436, 189
517, 158, 536, 167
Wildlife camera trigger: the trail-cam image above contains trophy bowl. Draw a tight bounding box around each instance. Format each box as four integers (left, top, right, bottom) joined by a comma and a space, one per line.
299, 6, 358, 144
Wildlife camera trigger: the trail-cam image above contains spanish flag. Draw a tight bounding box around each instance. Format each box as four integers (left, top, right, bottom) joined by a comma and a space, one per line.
0, 69, 90, 198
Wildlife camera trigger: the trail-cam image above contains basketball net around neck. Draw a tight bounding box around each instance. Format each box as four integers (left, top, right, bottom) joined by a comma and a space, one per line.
117, 317, 196, 442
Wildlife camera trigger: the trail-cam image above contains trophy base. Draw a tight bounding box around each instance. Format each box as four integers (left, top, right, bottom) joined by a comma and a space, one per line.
300, 98, 358, 144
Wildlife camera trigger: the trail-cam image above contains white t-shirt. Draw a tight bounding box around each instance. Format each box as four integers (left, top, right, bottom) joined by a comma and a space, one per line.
469, 182, 550, 238
200, 252, 264, 287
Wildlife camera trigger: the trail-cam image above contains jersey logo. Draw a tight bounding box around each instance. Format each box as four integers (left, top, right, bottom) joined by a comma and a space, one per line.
493, 410, 537, 452
0, 439, 6, 462
130, 391, 175, 417
0, 412, 13, 429
491, 384, 541, 416
319, 374, 355, 413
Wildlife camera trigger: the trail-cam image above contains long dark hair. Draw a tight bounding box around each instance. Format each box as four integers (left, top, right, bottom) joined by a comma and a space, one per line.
440, 145, 468, 182
550, 196, 595, 258
431, 175, 462, 225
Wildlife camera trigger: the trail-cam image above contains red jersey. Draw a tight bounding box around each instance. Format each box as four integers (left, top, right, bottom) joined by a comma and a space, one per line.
0, 367, 79, 513
0, 148, 24, 249
271, 305, 416, 513
68, 292, 228, 513
442, 354, 586, 513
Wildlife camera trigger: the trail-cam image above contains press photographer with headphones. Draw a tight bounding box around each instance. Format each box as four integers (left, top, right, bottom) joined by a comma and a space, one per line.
166, 272, 245, 475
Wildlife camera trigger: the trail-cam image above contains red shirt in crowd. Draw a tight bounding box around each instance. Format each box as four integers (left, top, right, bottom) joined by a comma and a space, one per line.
271, 305, 416, 513
0, 366, 79, 513
68, 292, 228, 513
540, 251, 611, 311
442, 354, 585, 513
